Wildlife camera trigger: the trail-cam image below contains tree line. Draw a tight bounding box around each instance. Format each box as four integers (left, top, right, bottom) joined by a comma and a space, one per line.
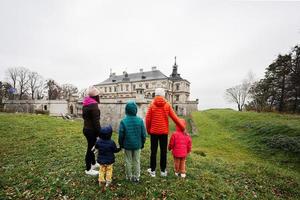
226, 44, 300, 114
0, 67, 81, 102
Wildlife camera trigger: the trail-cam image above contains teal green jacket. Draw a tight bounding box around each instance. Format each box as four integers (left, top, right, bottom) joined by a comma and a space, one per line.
118, 101, 146, 150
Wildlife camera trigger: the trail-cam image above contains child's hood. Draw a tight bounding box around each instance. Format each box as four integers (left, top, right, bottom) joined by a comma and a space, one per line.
176, 118, 186, 132
100, 125, 113, 140
125, 101, 137, 116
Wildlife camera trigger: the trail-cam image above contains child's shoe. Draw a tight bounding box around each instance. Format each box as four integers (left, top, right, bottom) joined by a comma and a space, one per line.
147, 168, 156, 177
180, 173, 186, 178
175, 172, 179, 176
160, 171, 167, 177
85, 169, 98, 176
91, 163, 100, 170
99, 182, 106, 192
105, 181, 111, 187
131, 176, 140, 183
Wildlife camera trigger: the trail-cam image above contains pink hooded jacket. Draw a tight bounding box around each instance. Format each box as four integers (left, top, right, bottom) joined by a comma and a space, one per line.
168, 119, 192, 158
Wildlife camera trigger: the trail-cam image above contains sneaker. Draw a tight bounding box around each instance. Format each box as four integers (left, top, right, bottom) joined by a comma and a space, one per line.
175, 172, 179, 176
160, 171, 167, 177
147, 168, 156, 177
91, 163, 100, 170
85, 169, 99, 176
181, 173, 186, 178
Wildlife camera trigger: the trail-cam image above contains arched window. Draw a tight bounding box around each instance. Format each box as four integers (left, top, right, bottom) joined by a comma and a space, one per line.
44, 105, 47, 111
70, 105, 74, 114
175, 105, 178, 112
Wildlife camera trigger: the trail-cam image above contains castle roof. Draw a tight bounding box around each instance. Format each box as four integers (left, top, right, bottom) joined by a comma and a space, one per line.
95, 70, 168, 85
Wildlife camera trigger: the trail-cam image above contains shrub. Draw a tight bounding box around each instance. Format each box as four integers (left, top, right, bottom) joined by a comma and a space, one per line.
262, 134, 300, 153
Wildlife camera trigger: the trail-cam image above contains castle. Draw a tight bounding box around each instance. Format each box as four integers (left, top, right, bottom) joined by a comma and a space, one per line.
94, 58, 198, 116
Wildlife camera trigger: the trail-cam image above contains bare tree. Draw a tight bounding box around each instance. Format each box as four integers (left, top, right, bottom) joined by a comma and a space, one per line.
17, 67, 30, 100
61, 84, 78, 99
225, 72, 254, 111
5, 67, 19, 99
36, 80, 46, 100
28, 71, 43, 99
45, 79, 62, 100
78, 88, 87, 99
0, 81, 12, 103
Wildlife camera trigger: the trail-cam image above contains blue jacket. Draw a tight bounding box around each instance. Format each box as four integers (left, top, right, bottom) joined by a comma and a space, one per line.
118, 101, 146, 150
95, 135, 120, 165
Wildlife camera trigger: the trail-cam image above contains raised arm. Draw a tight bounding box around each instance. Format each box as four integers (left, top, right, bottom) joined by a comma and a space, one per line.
168, 104, 185, 131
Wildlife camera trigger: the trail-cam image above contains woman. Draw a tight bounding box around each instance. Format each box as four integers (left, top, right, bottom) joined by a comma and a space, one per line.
82, 86, 101, 176
145, 88, 185, 177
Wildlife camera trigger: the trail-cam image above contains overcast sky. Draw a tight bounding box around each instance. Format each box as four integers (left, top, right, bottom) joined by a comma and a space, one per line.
0, 0, 299, 110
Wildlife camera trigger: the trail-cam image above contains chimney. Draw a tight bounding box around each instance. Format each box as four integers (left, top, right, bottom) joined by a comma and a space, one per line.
152, 66, 157, 71
140, 68, 143, 73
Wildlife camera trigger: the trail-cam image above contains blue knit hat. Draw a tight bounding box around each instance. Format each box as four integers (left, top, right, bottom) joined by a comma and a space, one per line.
100, 125, 113, 140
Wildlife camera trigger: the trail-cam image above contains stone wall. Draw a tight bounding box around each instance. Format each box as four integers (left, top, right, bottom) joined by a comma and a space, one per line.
3, 98, 198, 131
3, 100, 72, 116
97, 102, 149, 131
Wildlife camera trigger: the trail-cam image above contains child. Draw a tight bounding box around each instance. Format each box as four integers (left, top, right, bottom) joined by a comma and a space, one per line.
118, 101, 146, 182
168, 119, 192, 178
95, 125, 121, 190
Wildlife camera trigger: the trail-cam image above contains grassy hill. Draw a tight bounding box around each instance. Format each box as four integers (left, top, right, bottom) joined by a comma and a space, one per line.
0, 110, 299, 199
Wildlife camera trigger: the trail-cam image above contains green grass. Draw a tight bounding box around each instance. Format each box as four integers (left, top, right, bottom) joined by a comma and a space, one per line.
0, 110, 300, 199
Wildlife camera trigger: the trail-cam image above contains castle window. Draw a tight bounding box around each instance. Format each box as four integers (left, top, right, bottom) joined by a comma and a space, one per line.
126, 85, 129, 91
139, 83, 142, 88
175, 105, 178, 112
176, 95, 179, 101
70, 105, 73, 114
114, 86, 117, 92
109, 87, 112, 92
145, 83, 149, 89
176, 84, 180, 91
44, 105, 47, 111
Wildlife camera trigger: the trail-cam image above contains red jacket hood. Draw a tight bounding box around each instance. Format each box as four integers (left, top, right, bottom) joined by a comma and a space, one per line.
153, 96, 166, 107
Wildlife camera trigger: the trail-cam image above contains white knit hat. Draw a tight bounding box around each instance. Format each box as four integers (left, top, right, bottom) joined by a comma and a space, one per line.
155, 88, 165, 96
87, 86, 100, 97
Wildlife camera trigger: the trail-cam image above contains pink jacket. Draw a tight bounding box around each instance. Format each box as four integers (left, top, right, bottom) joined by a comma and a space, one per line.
168, 119, 192, 158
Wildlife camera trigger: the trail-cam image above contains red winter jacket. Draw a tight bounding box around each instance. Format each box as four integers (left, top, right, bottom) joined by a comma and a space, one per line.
168, 119, 192, 158
145, 96, 185, 135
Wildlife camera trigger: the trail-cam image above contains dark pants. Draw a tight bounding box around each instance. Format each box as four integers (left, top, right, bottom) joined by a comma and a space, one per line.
83, 128, 97, 170
150, 134, 168, 172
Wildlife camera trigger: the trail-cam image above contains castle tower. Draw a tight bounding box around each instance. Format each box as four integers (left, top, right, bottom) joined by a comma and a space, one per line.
170, 56, 181, 79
